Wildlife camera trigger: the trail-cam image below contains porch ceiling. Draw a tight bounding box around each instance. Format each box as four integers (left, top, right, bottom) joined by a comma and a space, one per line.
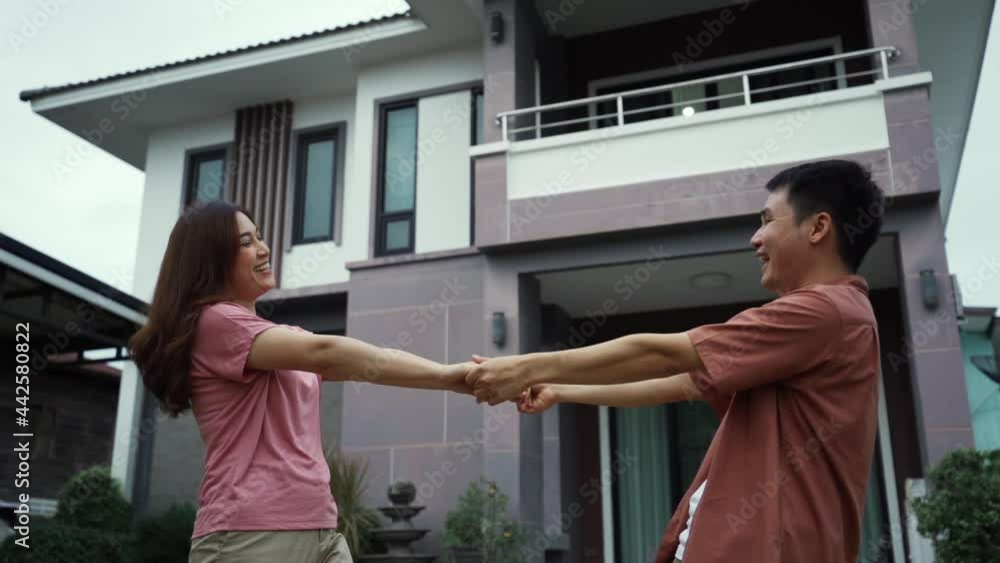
536, 236, 898, 317
534, 0, 760, 37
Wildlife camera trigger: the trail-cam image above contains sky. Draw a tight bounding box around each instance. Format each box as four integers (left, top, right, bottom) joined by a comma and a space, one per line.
945, 3, 1000, 312
1, 0, 997, 313
0, 0, 406, 295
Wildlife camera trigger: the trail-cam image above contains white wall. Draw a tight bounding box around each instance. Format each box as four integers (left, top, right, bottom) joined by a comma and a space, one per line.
946, 2, 1000, 310
505, 90, 890, 201
353, 45, 483, 257
416, 90, 473, 254
279, 95, 357, 288
133, 44, 483, 294
136, 114, 235, 299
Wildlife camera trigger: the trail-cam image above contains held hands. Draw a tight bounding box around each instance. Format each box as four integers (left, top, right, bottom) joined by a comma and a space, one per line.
464, 354, 543, 406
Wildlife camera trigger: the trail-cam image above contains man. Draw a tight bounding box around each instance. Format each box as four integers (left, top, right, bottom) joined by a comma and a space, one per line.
466, 159, 886, 563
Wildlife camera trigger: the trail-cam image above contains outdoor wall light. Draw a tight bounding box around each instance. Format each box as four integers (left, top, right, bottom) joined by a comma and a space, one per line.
682, 106, 696, 117
920, 269, 939, 309
489, 11, 504, 44
491, 311, 507, 348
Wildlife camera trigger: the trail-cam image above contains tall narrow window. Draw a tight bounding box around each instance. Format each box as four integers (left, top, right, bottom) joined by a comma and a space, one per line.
376, 102, 418, 255
293, 127, 340, 244
473, 90, 485, 145
185, 147, 228, 205
470, 89, 483, 245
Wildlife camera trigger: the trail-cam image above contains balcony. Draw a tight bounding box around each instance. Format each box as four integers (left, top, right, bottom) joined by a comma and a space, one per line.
472, 46, 934, 246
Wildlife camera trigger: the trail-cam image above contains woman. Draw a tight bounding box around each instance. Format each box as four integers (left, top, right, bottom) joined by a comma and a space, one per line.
129, 201, 473, 563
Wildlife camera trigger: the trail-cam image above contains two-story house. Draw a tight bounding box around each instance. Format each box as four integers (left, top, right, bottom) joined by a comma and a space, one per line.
19, 0, 995, 560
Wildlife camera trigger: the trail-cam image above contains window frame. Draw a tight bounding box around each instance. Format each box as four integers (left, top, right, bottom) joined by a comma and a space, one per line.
290, 123, 347, 246
375, 100, 419, 256
182, 144, 231, 207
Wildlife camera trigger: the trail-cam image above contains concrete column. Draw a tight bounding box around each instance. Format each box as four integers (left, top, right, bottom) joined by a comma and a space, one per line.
866, 0, 922, 75
475, 0, 539, 247
481, 260, 544, 561
893, 204, 975, 467
110, 362, 145, 500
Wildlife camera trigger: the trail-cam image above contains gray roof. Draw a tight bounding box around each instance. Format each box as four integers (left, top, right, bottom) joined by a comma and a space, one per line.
19, 10, 411, 102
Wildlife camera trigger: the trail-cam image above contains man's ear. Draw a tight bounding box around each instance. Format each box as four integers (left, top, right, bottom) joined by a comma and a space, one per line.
809, 211, 834, 244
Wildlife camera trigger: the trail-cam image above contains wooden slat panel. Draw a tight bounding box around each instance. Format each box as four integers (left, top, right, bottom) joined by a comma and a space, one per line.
273, 102, 292, 283
258, 105, 271, 275
230, 101, 294, 288
233, 108, 247, 207
261, 105, 276, 259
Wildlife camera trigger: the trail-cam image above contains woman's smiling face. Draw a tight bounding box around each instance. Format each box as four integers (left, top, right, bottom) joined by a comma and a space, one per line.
228, 211, 275, 300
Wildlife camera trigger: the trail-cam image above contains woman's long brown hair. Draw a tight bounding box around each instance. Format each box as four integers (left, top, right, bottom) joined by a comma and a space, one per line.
129, 200, 252, 416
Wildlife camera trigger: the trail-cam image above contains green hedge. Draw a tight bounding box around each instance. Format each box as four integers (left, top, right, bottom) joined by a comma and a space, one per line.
55, 466, 132, 533
913, 448, 1000, 563
0, 465, 132, 562
0, 518, 127, 563
127, 503, 197, 563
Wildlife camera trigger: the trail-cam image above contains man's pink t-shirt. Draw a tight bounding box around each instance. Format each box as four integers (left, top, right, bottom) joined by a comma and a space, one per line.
188, 301, 338, 538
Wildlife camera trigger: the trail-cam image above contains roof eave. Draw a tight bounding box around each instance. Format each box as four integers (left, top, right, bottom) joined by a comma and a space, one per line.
17, 11, 415, 103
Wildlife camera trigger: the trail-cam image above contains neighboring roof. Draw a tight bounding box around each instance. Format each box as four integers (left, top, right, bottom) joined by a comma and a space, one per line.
0, 232, 148, 315
18, 10, 411, 102
964, 306, 998, 318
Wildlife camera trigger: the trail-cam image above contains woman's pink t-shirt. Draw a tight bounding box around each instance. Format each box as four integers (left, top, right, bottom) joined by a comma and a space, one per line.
188, 301, 338, 538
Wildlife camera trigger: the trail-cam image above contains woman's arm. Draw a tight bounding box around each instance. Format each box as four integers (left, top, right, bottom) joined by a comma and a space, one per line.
245, 327, 471, 392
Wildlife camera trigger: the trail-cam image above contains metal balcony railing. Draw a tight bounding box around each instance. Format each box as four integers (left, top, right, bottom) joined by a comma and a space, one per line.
495, 46, 899, 143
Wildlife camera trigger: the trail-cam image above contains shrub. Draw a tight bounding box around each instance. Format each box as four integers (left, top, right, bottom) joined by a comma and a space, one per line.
128, 503, 197, 563
442, 478, 526, 563
55, 465, 132, 533
0, 518, 126, 563
0, 466, 132, 562
912, 448, 1000, 563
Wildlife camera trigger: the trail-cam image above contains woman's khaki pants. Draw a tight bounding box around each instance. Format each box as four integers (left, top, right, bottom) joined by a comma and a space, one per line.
189, 529, 353, 563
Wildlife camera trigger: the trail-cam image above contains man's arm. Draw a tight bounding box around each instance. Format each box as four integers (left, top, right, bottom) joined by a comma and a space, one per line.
540, 333, 702, 386
521, 375, 701, 413
557, 375, 701, 405
466, 333, 704, 405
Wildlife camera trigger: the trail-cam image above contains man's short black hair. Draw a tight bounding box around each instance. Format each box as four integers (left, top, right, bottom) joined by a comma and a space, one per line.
766, 159, 885, 272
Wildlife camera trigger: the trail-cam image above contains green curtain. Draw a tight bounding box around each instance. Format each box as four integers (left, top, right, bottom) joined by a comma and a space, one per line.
614, 405, 672, 563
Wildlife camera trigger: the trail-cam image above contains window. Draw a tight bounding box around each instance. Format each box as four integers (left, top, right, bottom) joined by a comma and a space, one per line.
471, 89, 483, 244
376, 102, 418, 255
473, 89, 484, 145
184, 147, 228, 205
293, 127, 343, 245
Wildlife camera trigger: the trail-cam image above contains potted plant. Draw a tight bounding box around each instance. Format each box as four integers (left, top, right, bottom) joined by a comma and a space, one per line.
326, 449, 381, 557
442, 479, 525, 563
912, 448, 1000, 563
